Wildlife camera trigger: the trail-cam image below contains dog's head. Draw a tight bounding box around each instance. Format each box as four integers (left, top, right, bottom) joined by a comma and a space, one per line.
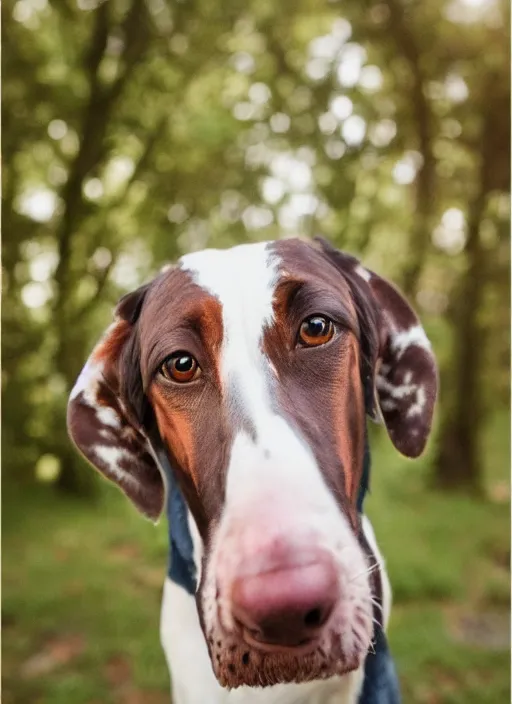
68, 237, 437, 688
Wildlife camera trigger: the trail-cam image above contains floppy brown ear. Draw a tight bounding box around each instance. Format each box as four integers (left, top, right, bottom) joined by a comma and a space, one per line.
315, 237, 438, 458
67, 284, 165, 521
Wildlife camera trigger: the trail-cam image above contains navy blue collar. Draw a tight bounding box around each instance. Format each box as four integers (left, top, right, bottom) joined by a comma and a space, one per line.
166, 465, 197, 594
358, 625, 401, 704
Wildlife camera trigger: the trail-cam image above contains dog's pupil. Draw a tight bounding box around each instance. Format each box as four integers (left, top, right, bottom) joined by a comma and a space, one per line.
175, 356, 193, 372
308, 318, 326, 336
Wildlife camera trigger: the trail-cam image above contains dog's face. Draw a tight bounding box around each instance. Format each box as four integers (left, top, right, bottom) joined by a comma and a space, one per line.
68, 238, 437, 688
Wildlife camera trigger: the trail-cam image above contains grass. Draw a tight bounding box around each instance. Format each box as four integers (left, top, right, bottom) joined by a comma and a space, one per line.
3, 413, 510, 704
364, 413, 510, 703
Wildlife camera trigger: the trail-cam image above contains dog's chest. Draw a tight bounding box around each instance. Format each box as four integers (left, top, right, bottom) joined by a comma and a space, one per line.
222, 674, 364, 704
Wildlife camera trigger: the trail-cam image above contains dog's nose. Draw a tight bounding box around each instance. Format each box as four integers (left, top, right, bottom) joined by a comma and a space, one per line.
231, 558, 338, 649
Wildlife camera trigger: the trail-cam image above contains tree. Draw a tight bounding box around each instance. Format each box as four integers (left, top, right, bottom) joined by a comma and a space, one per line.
434, 63, 510, 492
3, 0, 509, 496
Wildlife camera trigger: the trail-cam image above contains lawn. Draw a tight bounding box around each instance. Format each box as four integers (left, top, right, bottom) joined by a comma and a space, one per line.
3, 413, 510, 704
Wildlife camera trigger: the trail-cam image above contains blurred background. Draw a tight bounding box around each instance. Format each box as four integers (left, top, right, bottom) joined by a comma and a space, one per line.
2, 0, 510, 702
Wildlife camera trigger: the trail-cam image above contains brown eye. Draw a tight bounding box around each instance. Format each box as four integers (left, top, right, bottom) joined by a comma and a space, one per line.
160, 353, 201, 383
299, 315, 335, 347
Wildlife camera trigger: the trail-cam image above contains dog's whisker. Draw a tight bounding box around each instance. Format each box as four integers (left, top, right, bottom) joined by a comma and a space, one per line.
372, 616, 383, 631
369, 597, 384, 613
349, 561, 380, 583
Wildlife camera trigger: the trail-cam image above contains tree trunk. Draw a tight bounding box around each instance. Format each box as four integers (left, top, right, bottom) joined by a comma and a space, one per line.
432, 189, 487, 493
382, 0, 436, 300
432, 69, 508, 494
57, 447, 98, 497
50, 0, 150, 497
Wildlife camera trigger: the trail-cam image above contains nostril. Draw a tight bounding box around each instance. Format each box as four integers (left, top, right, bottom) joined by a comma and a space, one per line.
231, 557, 338, 648
304, 607, 323, 628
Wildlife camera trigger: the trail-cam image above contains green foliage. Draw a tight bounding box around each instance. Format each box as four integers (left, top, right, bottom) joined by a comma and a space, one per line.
3, 0, 510, 490
3, 487, 171, 703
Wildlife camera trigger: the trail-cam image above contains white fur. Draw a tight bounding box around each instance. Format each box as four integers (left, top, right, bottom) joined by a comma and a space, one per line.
161, 576, 222, 704
181, 242, 279, 435
376, 374, 427, 418
69, 359, 104, 403
379, 399, 398, 412
96, 405, 122, 429
93, 445, 137, 486
376, 375, 419, 400
360, 516, 392, 631
406, 386, 427, 418
205, 418, 372, 653
69, 321, 119, 402
354, 265, 371, 282
161, 516, 391, 704
390, 324, 431, 359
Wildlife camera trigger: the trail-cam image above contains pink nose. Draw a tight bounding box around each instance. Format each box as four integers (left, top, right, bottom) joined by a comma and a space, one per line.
231, 557, 338, 649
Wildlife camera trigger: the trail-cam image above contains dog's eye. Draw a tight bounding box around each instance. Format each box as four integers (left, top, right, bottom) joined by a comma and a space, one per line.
160, 353, 201, 383
298, 315, 335, 347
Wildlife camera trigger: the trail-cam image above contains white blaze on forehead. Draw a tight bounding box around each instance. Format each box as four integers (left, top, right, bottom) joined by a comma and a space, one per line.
180, 242, 279, 431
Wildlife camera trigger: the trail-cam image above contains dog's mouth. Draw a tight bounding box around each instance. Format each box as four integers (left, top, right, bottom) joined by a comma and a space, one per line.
206, 622, 364, 689
239, 624, 319, 654
200, 529, 375, 688
210, 635, 361, 689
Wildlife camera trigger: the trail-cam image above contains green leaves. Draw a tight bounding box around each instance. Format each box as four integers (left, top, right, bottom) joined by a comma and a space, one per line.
3, 0, 509, 492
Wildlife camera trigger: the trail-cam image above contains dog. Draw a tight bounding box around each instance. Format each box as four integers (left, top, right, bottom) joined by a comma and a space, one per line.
67, 237, 438, 704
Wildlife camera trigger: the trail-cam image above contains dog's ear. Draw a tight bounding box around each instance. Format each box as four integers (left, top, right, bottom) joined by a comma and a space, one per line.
315, 237, 438, 458
67, 283, 165, 521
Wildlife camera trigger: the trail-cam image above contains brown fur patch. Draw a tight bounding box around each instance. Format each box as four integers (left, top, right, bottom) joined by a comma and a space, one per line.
262, 240, 367, 533
136, 269, 230, 535
331, 338, 365, 525
93, 321, 131, 364
150, 387, 198, 485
